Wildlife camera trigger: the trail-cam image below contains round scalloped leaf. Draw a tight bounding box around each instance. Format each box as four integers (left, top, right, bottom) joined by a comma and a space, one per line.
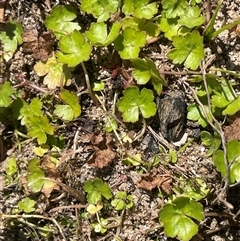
81, 0, 119, 22
168, 30, 205, 70
117, 86, 156, 122
86, 22, 121, 46
114, 27, 146, 59
159, 196, 204, 241
45, 5, 81, 39
57, 30, 92, 67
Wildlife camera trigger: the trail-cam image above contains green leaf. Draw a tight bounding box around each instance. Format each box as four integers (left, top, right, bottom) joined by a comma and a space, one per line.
114, 27, 146, 59
111, 199, 125, 210
121, 17, 160, 38
162, 0, 188, 18
220, 78, 236, 102
86, 203, 103, 214
92, 218, 108, 233
86, 22, 121, 46
158, 16, 189, 40
19, 98, 43, 125
187, 104, 212, 127
83, 178, 112, 204
111, 191, 134, 210
34, 145, 50, 157
132, 58, 167, 94
105, 118, 118, 132
27, 158, 45, 193
211, 95, 230, 108
201, 131, 221, 156
45, 5, 81, 39
122, 0, 158, 19
168, 30, 205, 70
213, 140, 240, 183
0, 82, 15, 107
117, 86, 156, 123
18, 197, 36, 213
177, 178, 210, 201
81, 0, 119, 22
159, 196, 204, 241
167, 149, 178, 163
122, 154, 141, 166
134, 2, 158, 19
222, 96, 240, 115
0, 21, 23, 61
5, 157, 17, 176
93, 81, 105, 91
34, 54, 72, 89
27, 116, 54, 145
57, 30, 92, 67
204, 0, 223, 40
178, 6, 205, 28
54, 89, 81, 121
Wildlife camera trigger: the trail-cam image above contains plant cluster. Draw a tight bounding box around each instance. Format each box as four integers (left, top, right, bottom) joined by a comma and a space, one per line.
1, 0, 240, 240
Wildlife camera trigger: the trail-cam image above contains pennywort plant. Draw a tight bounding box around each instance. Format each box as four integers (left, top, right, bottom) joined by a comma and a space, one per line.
1, 0, 240, 240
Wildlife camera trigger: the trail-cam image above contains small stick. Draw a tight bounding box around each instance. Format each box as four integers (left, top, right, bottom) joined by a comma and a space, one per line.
81, 62, 99, 106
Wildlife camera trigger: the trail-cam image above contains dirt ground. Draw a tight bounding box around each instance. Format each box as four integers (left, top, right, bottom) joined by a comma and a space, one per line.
1, 0, 240, 241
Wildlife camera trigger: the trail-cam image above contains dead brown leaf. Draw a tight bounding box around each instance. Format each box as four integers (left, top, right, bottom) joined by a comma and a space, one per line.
22, 30, 54, 61
87, 146, 116, 168
40, 154, 60, 197
41, 154, 58, 177
41, 179, 59, 198
137, 173, 172, 194
224, 117, 240, 142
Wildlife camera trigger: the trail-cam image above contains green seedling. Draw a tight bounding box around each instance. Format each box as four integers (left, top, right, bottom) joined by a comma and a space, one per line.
159, 196, 204, 241
5, 156, 18, 186
117, 86, 156, 123
86, 203, 103, 215
83, 178, 112, 204
111, 191, 134, 211
18, 197, 36, 213
93, 81, 105, 92
105, 118, 118, 133
92, 218, 108, 234
54, 89, 81, 121
5, 157, 17, 177
222, 96, 240, 115
26, 116, 54, 145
